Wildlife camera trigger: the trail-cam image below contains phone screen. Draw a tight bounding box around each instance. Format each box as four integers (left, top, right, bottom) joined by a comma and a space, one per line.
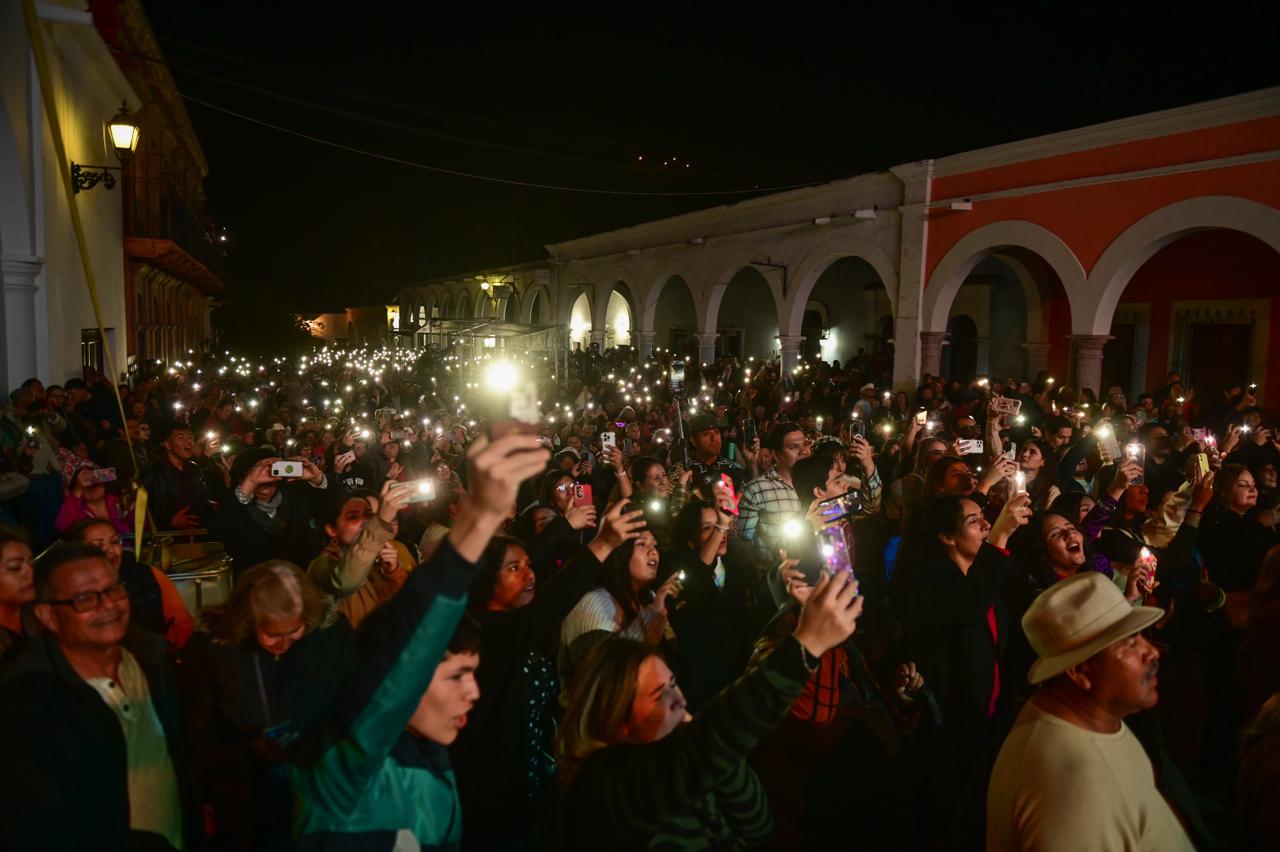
573, 483, 594, 508
818, 524, 854, 577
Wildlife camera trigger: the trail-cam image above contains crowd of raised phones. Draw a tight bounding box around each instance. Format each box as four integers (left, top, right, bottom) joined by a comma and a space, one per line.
0, 345, 1277, 851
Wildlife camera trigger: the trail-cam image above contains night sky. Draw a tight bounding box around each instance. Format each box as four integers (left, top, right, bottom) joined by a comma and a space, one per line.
139, 5, 1279, 313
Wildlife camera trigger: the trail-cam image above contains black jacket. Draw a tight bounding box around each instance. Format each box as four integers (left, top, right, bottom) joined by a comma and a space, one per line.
0, 628, 199, 852
210, 482, 329, 576
139, 458, 215, 530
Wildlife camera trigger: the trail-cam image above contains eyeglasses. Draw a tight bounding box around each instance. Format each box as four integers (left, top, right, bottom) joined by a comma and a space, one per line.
41, 580, 129, 613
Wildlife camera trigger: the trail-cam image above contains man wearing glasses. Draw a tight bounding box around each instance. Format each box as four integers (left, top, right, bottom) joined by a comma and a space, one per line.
0, 543, 194, 851
738, 423, 813, 561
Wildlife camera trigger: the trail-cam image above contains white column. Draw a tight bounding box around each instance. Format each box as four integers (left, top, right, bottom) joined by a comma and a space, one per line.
919, 331, 949, 380
635, 331, 656, 361
890, 160, 933, 391
1070, 335, 1111, 397
777, 334, 805, 375
695, 332, 718, 366
589, 328, 606, 352
0, 256, 45, 388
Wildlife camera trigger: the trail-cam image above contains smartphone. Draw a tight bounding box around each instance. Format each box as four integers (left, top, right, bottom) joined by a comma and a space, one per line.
1004, 441, 1017, 462
391, 428, 410, 441
1124, 441, 1146, 485
1190, 427, 1209, 445
818, 524, 854, 577
990, 396, 1022, 416
850, 419, 866, 438
669, 360, 686, 395
336, 450, 356, 467
614, 421, 627, 430
716, 473, 739, 517
489, 384, 541, 440
622, 500, 652, 530
956, 438, 984, 456
1096, 428, 1122, 463
915, 410, 928, 426
601, 432, 617, 453
573, 483, 593, 508
1195, 452, 1210, 479
396, 478, 436, 504
1013, 471, 1028, 494
742, 417, 757, 448
271, 460, 305, 478
87, 467, 118, 484
817, 490, 863, 524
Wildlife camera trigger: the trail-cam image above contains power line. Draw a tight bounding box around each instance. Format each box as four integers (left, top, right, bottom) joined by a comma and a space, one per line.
179, 92, 842, 197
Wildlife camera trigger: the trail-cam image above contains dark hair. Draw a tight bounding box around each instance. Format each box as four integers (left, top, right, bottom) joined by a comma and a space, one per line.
1021, 438, 1060, 509
915, 495, 973, 562
599, 539, 649, 622
538, 469, 574, 510
63, 378, 86, 392
792, 454, 834, 503
321, 490, 373, 530
156, 421, 193, 444
230, 447, 276, 488
34, 542, 112, 601
61, 517, 118, 545
1214, 463, 1251, 507
448, 612, 483, 656
924, 455, 970, 500
672, 499, 715, 551
765, 422, 804, 452
0, 525, 31, 551
1048, 491, 1093, 523
1044, 415, 1073, 436
469, 535, 528, 610
627, 456, 664, 487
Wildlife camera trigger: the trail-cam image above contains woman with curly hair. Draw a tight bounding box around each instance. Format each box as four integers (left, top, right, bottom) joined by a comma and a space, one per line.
183, 561, 354, 851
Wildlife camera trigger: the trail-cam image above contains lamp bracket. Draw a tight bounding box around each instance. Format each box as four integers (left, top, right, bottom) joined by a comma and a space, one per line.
71, 162, 121, 194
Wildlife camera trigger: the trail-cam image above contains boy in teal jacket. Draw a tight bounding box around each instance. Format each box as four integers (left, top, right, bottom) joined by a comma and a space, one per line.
290, 434, 549, 851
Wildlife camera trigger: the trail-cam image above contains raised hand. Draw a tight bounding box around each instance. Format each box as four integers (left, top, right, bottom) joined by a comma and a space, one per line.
588, 501, 645, 560
793, 572, 863, 657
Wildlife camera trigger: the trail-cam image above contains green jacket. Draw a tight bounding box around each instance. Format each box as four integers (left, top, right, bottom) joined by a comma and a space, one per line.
292, 537, 474, 851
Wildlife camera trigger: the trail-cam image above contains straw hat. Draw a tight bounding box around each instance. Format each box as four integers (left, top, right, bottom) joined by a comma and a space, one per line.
1023, 572, 1163, 685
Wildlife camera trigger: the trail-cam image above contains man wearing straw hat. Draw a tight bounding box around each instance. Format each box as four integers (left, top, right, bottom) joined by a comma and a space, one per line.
986, 573, 1196, 851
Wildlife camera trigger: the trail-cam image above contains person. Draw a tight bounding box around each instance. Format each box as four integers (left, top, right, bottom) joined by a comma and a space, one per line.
212, 447, 329, 576
987, 572, 1204, 851
307, 481, 412, 629
1198, 463, 1279, 592
54, 458, 133, 535
418, 478, 465, 562
738, 422, 810, 560
0, 543, 197, 851
290, 433, 549, 850
184, 561, 355, 850
898, 492, 1031, 840
139, 422, 214, 531
556, 568, 864, 849
1236, 692, 1280, 851
559, 529, 682, 672
684, 411, 749, 493
452, 503, 645, 850
0, 526, 35, 655
63, 518, 196, 650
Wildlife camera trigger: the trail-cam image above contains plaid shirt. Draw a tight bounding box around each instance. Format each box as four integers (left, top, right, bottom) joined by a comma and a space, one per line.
737, 468, 801, 560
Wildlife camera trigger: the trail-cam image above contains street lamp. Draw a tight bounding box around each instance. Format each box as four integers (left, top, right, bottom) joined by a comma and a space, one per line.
71, 100, 140, 193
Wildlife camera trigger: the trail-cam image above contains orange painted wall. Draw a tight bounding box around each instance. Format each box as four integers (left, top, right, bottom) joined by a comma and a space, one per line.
1118, 230, 1280, 406
925, 115, 1280, 284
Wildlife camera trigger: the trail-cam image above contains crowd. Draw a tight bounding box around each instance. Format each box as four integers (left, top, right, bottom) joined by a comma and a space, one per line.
0, 340, 1277, 851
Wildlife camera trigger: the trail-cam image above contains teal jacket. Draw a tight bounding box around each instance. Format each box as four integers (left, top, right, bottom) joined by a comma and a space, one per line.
291, 538, 475, 851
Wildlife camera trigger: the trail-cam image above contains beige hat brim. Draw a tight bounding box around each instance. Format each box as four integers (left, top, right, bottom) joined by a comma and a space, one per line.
1027, 604, 1164, 685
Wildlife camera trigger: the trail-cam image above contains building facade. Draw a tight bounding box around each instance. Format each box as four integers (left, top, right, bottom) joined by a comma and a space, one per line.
397, 89, 1280, 409
0, 0, 220, 394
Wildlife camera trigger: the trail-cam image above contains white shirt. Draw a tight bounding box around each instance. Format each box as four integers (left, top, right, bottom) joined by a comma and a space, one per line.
987, 699, 1193, 852
86, 648, 185, 850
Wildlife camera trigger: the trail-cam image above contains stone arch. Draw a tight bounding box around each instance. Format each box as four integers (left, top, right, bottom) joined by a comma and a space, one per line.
702, 250, 785, 336
784, 232, 900, 337
638, 268, 705, 334
522, 282, 551, 325
922, 220, 1087, 334
588, 263, 642, 331
502, 288, 520, 322
1083, 195, 1280, 335
456, 291, 474, 319
439, 293, 453, 319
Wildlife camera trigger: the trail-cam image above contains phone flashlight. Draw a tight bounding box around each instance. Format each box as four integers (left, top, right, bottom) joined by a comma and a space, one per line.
1014, 471, 1027, 494
782, 518, 805, 539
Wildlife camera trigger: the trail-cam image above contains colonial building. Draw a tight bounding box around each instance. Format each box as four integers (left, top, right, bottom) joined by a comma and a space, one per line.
397, 88, 1280, 409
0, 0, 221, 392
